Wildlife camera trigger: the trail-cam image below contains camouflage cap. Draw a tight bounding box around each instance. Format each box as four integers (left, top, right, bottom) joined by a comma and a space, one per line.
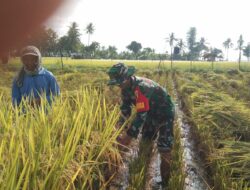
107, 63, 135, 85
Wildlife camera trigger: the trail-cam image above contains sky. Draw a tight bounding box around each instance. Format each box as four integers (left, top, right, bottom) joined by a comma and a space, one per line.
46, 0, 250, 61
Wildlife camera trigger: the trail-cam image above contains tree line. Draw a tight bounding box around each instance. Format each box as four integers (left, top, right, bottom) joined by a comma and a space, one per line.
168, 27, 250, 63
9, 22, 167, 61
1, 23, 250, 63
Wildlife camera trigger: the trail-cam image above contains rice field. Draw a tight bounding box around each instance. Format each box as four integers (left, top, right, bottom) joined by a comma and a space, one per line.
0, 58, 250, 189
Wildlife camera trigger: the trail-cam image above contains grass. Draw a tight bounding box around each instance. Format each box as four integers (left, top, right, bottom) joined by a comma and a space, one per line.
127, 139, 153, 190
168, 121, 185, 190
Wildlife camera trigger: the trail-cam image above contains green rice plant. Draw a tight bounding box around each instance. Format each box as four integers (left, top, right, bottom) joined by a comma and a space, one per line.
5, 58, 250, 76
175, 72, 250, 141
0, 87, 123, 190
3, 58, 250, 189
164, 72, 185, 190
173, 72, 250, 189
168, 121, 185, 190
191, 90, 250, 141
209, 141, 250, 190
198, 72, 250, 106
212, 140, 250, 187
127, 139, 153, 190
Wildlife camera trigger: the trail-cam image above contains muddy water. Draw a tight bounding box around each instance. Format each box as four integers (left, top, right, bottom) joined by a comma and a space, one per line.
173, 81, 210, 190
108, 137, 140, 190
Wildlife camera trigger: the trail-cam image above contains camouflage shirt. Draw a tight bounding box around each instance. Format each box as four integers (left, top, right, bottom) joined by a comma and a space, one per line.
119, 76, 175, 138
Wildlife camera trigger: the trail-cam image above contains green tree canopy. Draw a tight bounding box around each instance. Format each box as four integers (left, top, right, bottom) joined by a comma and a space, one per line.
45, 28, 58, 56
177, 39, 186, 55
237, 35, 244, 67
223, 38, 233, 61
85, 41, 100, 58
194, 37, 209, 60
58, 36, 70, 56
166, 32, 177, 64
85, 23, 95, 46
107, 46, 118, 59
243, 43, 250, 61
67, 22, 82, 53
203, 48, 223, 62
138, 47, 155, 60
186, 27, 197, 60
126, 41, 142, 57
26, 26, 58, 56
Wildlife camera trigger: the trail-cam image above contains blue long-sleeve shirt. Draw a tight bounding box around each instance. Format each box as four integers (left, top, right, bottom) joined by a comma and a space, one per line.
12, 68, 60, 106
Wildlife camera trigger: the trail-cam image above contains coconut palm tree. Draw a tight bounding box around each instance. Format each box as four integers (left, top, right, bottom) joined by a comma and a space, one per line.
186, 27, 197, 61
177, 39, 186, 56
237, 35, 244, 70
166, 32, 177, 69
85, 23, 95, 46
243, 43, 250, 62
67, 22, 81, 54
222, 38, 233, 61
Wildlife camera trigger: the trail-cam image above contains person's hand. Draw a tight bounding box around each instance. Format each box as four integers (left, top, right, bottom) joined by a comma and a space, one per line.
116, 133, 133, 151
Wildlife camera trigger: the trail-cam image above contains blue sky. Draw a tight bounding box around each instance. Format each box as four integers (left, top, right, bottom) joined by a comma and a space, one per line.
47, 0, 250, 60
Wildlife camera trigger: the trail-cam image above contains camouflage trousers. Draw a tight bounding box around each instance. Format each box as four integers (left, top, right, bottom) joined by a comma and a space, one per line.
141, 113, 175, 152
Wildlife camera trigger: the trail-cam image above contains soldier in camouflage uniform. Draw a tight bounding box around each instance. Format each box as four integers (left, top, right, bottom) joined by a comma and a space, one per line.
107, 63, 175, 184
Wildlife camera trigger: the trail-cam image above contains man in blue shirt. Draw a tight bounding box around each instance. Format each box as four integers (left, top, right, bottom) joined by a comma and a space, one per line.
12, 46, 60, 106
